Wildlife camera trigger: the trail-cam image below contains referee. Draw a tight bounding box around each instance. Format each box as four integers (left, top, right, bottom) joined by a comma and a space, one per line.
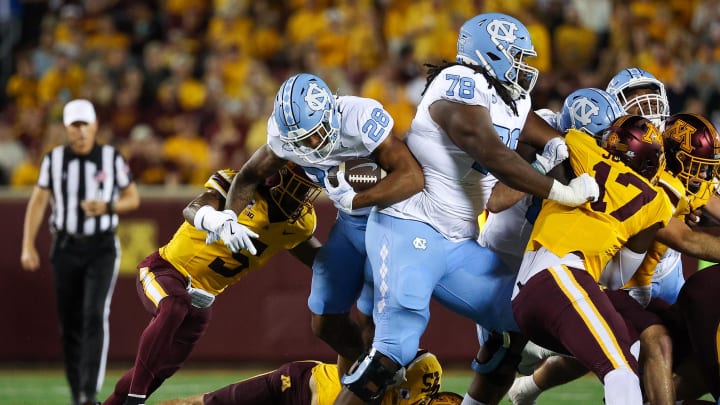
21, 99, 140, 405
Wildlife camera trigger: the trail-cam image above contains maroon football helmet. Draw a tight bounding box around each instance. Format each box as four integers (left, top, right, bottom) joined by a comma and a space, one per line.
601, 115, 665, 183
663, 113, 720, 199
265, 162, 321, 222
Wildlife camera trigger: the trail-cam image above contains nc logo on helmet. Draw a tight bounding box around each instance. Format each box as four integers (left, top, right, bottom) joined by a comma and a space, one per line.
486, 19, 518, 43
304, 83, 330, 112
571, 97, 600, 126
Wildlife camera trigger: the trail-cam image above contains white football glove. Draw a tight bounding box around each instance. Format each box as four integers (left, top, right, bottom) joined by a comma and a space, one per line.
194, 205, 237, 233
548, 174, 599, 207
532, 137, 569, 174
324, 171, 356, 213
626, 285, 652, 308
217, 220, 259, 255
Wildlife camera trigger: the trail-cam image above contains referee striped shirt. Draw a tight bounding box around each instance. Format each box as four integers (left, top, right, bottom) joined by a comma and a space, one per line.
37, 144, 133, 236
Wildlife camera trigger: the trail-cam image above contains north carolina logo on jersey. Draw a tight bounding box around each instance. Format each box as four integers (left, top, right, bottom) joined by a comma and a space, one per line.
486, 19, 518, 44
570, 97, 600, 127
304, 83, 330, 111
413, 237, 427, 250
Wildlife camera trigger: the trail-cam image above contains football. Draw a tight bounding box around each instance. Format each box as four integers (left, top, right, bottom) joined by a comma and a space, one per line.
327, 157, 387, 191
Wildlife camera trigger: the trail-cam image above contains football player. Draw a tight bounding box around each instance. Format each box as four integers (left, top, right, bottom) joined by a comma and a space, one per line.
510, 80, 720, 405
223, 73, 425, 377
662, 264, 720, 403
103, 164, 323, 405
511, 115, 671, 405
333, 12, 601, 405
154, 350, 463, 405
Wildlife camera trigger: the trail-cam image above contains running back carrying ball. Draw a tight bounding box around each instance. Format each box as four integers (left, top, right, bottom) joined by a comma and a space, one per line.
327, 157, 387, 191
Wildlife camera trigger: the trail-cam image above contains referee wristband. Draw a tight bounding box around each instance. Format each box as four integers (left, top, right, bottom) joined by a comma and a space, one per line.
106, 199, 114, 214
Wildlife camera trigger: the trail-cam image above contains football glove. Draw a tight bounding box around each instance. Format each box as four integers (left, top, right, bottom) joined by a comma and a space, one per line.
194, 205, 237, 233
626, 285, 652, 308
324, 171, 356, 213
548, 174, 599, 207
532, 137, 568, 174
217, 220, 259, 255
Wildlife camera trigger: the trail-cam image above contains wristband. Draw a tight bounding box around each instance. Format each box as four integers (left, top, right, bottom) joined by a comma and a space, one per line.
106, 199, 114, 214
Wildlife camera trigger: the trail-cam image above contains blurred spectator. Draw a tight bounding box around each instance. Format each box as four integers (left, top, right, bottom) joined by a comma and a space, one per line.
571, 0, 611, 48
553, 4, 597, 73
31, 29, 57, 78
85, 15, 129, 59
139, 40, 169, 109
3, 1, 720, 187
124, 2, 163, 57
205, 102, 247, 171
157, 52, 206, 112
77, 60, 114, 110
109, 86, 142, 143
6, 53, 38, 109
162, 114, 210, 185
37, 44, 86, 107
684, 42, 720, 103
0, 0, 22, 108
52, 4, 84, 52
360, 57, 416, 137
11, 121, 65, 188
691, 0, 720, 44
125, 124, 178, 186
518, 6, 552, 74
0, 117, 26, 184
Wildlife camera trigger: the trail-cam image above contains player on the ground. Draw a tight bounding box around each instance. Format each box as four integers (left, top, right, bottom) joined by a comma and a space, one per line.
155, 350, 463, 405
332, 12, 601, 405
103, 164, 322, 405
223, 73, 425, 376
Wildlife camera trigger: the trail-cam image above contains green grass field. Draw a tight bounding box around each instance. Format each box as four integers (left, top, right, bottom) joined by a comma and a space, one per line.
0, 366, 607, 405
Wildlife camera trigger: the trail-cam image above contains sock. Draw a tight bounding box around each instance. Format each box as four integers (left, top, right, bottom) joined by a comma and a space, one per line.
460, 393, 487, 405
123, 394, 146, 405
508, 375, 542, 405
603, 369, 641, 405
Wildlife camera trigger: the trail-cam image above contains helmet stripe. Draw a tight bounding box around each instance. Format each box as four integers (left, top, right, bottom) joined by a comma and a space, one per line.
281, 75, 299, 130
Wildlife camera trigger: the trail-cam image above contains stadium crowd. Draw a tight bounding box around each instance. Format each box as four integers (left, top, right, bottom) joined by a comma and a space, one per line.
1, 0, 720, 189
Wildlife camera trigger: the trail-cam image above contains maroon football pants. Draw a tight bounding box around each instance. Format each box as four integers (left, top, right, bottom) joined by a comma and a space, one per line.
103, 252, 211, 405
513, 267, 639, 381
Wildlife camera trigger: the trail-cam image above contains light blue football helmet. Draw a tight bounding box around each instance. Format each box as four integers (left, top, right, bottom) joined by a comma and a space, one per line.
456, 12, 538, 100
606, 68, 670, 129
560, 88, 626, 142
273, 73, 340, 163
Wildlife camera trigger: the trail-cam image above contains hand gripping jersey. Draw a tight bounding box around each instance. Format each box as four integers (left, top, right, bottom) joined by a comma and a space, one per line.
382, 64, 532, 240
159, 170, 317, 295
267, 96, 393, 216
526, 129, 673, 280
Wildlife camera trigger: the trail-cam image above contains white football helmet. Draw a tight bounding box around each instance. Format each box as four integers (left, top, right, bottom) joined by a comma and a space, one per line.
456, 13, 538, 100
606, 68, 670, 129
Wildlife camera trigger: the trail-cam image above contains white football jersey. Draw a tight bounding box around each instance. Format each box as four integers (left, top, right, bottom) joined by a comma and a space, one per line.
381, 64, 531, 240
478, 109, 560, 270
268, 95, 393, 215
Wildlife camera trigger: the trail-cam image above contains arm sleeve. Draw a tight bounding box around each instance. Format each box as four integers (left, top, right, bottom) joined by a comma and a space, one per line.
599, 246, 647, 290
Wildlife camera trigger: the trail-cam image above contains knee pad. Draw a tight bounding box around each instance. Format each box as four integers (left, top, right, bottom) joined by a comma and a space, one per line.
341, 348, 404, 402
471, 331, 512, 374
